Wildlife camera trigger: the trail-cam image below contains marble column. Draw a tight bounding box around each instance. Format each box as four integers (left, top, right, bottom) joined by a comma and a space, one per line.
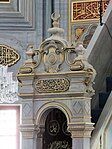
68, 122, 93, 149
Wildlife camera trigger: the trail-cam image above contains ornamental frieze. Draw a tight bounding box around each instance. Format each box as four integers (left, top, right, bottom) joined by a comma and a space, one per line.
35, 78, 70, 93
71, 0, 109, 22
0, 45, 20, 66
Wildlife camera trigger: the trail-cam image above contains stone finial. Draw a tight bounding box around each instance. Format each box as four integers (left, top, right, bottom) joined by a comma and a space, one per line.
18, 45, 37, 74
26, 45, 35, 58
51, 12, 60, 27
25, 44, 36, 66
47, 12, 64, 36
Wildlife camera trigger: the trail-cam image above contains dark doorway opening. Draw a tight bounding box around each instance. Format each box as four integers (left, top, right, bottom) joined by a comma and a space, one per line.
43, 108, 72, 149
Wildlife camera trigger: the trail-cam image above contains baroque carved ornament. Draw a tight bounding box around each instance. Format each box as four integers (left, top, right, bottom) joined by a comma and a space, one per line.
0, 45, 20, 67
18, 13, 96, 96
40, 40, 65, 73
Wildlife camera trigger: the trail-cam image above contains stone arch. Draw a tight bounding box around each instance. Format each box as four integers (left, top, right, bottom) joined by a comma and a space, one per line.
35, 101, 72, 149
35, 101, 72, 127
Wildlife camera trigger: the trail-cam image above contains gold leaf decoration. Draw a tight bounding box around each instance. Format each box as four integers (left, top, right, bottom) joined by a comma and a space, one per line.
0, 45, 20, 66
35, 78, 70, 93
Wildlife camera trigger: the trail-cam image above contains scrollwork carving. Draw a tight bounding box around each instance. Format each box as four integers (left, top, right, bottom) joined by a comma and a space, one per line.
40, 40, 65, 73
65, 47, 77, 65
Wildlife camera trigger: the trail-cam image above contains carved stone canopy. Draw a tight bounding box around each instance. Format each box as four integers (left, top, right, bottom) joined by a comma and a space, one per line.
17, 14, 97, 149
17, 13, 96, 97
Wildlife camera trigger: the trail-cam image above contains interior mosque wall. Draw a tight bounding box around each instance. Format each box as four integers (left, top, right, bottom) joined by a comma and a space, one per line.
0, 0, 111, 149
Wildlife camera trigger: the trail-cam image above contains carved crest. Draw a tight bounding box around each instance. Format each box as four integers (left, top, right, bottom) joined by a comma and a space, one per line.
0, 45, 20, 66
41, 40, 65, 73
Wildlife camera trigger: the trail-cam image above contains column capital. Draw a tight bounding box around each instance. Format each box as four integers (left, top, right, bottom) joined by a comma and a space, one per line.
37, 125, 45, 138
68, 122, 94, 138
20, 124, 39, 138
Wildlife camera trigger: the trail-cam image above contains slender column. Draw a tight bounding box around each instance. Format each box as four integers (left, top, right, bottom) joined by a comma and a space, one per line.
20, 124, 38, 149
37, 126, 45, 149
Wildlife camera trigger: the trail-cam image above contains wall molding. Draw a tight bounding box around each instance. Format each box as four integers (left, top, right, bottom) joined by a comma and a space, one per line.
0, 0, 36, 30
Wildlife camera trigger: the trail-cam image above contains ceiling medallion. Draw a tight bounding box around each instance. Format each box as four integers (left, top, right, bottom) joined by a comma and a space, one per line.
0, 45, 20, 67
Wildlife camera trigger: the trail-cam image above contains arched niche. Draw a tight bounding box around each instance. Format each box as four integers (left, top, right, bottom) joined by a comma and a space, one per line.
35, 102, 72, 149
36, 102, 72, 127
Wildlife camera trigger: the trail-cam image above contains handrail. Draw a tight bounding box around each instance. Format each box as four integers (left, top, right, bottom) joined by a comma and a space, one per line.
91, 92, 112, 149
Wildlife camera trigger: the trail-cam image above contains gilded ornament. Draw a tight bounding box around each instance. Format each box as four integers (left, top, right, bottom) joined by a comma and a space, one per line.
48, 141, 71, 149
75, 28, 85, 40
0, 45, 20, 66
71, 0, 109, 22
35, 78, 70, 93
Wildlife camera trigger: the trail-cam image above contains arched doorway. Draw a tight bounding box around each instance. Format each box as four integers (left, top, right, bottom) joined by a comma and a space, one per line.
43, 108, 72, 149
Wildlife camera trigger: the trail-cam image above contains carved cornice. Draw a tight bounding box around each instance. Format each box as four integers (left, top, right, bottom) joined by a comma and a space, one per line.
17, 69, 95, 98
20, 124, 39, 138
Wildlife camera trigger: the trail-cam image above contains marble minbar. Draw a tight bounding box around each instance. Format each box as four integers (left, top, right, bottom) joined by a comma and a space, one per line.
17, 13, 96, 149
